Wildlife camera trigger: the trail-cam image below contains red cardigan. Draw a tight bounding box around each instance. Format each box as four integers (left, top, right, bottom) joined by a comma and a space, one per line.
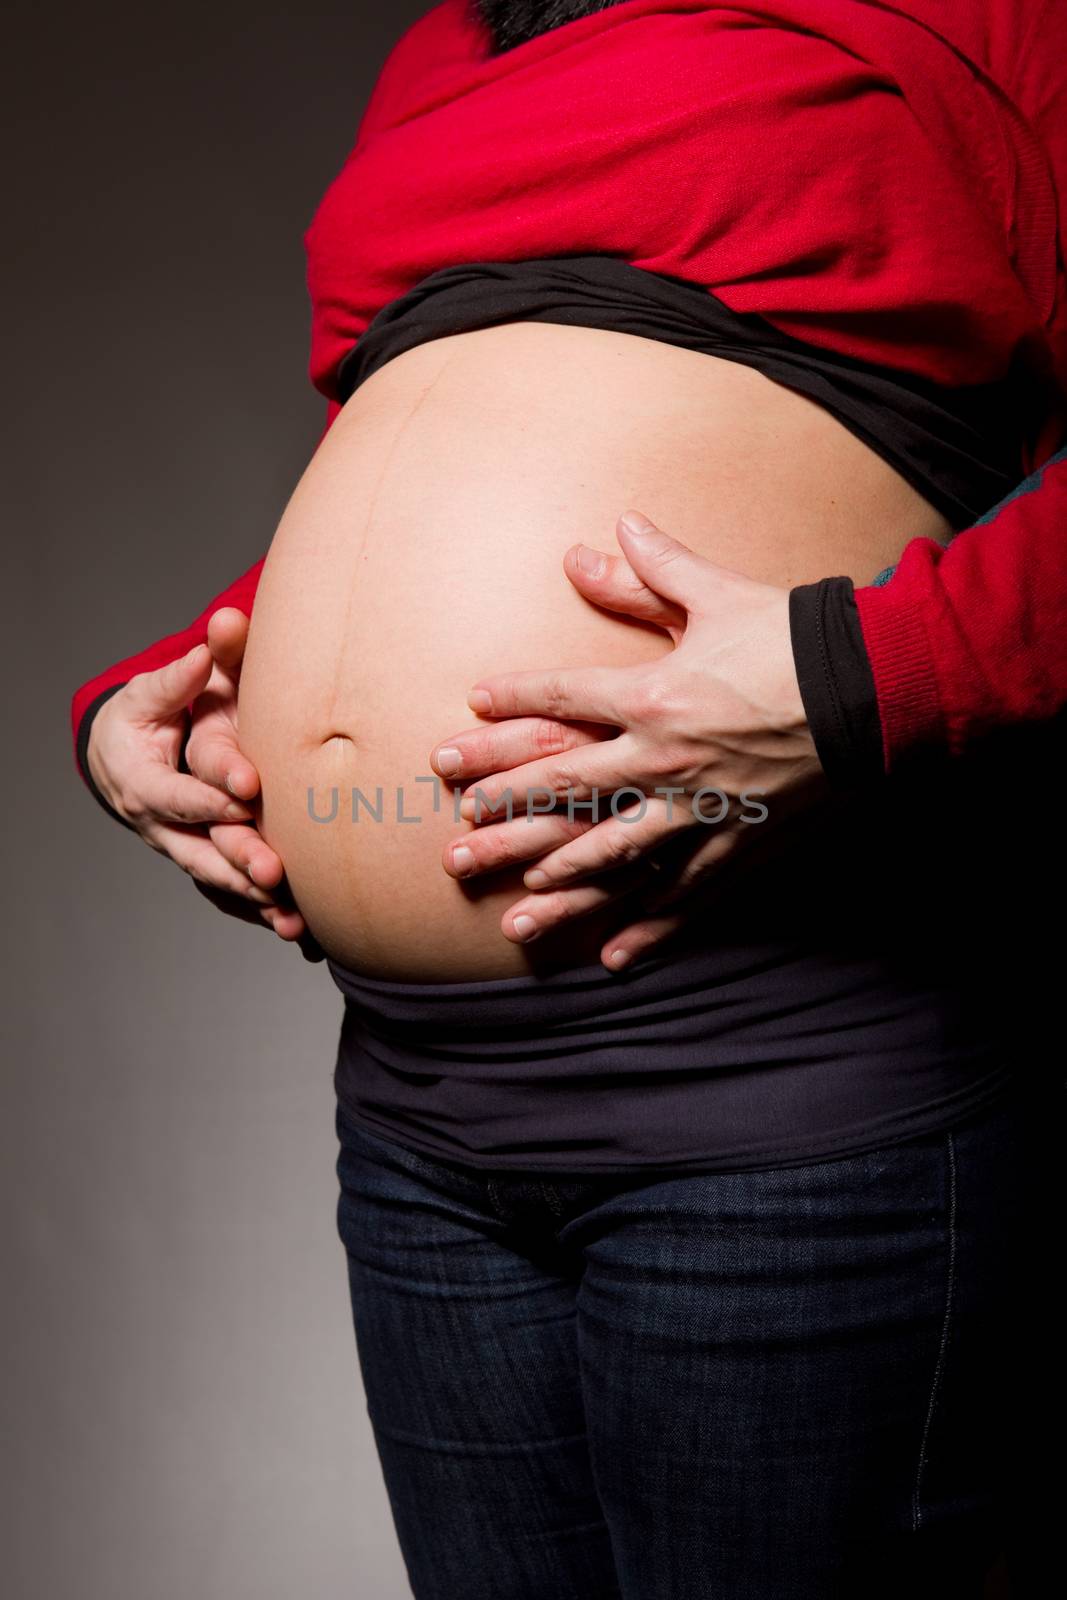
71, 0, 1067, 779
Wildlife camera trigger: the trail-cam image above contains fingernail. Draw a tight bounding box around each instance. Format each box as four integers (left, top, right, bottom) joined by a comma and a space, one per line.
451, 845, 475, 876
225, 802, 251, 821
224, 773, 237, 796
512, 914, 539, 942
436, 746, 462, 777
620, 511, 656, 538
575, 545, 604, 577
606, 947, 632, 970
247, 863, 258, 884
468, 689, 492, 714
524, 868, 549, 888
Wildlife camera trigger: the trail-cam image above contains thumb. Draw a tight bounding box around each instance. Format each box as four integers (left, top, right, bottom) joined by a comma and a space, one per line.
206, 606, 250, 679
564, 544, 686, 634
126, 643, 214, 722
615, 510, 711, 611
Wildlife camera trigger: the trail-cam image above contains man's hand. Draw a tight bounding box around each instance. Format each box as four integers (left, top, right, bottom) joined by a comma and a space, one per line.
86, 608, 323, 959
429, 511, 831, 970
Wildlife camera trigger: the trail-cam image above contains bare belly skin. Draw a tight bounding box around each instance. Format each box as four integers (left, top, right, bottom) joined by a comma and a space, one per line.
237, 321, 951, 981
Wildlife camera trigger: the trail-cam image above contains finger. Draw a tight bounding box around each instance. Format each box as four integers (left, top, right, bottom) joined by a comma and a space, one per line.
254, 903, 312, 942
130, 763, 254, 827
186, 716, 262, 802
146, 823, 276, 901
207, 822, 286, 889
595, 833, 749, 970
600, 910, 689, 971
430, 716, 607, 783
563, 544, 685, 632
295, 928, 326, 962
190, 877, 314, 945
443, 810, 593, 880
125, 643, 214, 721
502, 870, 641, 946
267, 905, 315, 942
206, 829, 312, 942
520, 796, 690, 889
205, 607, 250, 677
639, 823, 755, 913
615, 510, 729, 612
466, 662, 629, 724
457, 734, 644, 823
596, 802, 794, 972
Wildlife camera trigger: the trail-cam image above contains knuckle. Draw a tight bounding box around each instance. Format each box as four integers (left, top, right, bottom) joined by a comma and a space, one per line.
625, 676, 658, 722
120, 789, 147, 825
542, 889, 575, 924
649, 541, 683, 574
546, 758, 580, 796
605, 828, 642, 866
542, 675, 570, 720
533, 717, 571, 757
645, 742, 683, 783
629, 674, 677, 726
546, 850, 579, 883
227, 835, 254, 870
480, 828, 518, 868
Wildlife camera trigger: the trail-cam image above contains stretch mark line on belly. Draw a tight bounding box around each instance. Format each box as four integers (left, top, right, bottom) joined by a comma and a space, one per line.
321, 351, 460, 742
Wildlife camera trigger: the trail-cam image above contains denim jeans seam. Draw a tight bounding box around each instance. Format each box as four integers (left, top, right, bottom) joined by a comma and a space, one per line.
911, 1127, 958, 1532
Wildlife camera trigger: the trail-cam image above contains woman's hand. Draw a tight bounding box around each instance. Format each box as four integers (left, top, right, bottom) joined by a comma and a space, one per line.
429, 511, 832, 970
86, 607, 323, 959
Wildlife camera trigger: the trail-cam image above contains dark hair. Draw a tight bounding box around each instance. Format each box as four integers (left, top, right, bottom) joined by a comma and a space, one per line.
470, 0, 628, 55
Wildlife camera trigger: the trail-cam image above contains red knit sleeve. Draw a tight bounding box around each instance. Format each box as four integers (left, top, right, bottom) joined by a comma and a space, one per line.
854, 446, 1067, 769
855, 2, 1067, 771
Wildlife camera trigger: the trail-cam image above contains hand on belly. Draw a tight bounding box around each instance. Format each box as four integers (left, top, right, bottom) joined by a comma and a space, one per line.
236, 322, 951, 983
427, 507, 833, 974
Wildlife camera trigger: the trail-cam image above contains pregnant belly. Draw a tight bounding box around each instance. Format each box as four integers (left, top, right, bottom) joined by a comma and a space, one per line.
237, 321, 950, 982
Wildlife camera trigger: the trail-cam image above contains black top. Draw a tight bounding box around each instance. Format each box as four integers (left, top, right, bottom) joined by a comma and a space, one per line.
338, 253, 1038, 528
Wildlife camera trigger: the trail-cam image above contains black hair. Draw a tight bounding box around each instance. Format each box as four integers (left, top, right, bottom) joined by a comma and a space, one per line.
470, 0, 629, 55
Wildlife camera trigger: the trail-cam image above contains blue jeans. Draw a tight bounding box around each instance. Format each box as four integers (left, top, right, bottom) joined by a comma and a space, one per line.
333, 1085, 1061, 1599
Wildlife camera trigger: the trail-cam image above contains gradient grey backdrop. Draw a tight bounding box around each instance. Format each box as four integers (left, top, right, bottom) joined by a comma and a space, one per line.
4, 5, 431, 1595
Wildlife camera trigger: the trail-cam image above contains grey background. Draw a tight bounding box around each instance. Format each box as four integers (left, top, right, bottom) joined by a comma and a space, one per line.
4, 4, 428, 1595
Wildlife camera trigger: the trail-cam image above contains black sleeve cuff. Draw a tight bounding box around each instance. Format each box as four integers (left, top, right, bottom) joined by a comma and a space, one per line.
75, 684, 137, 831
788, 577, 885, 791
